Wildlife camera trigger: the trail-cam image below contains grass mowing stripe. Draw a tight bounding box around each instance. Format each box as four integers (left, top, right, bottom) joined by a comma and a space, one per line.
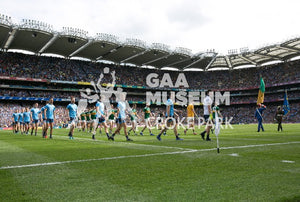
53, 135, 194, 151
1, 141, 298, 170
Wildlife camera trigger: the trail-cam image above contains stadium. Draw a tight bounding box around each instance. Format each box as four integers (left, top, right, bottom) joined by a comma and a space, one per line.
1, 8, 300, 202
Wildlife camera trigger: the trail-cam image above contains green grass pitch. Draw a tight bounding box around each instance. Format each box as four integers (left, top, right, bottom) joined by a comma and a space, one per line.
0, 124, 299, 202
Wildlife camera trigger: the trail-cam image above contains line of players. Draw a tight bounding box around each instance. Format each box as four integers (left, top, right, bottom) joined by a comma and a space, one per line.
12, 103, 43, 136
12, 98, 57, 139
11, 91, 220, 141
12, 97, 79, 139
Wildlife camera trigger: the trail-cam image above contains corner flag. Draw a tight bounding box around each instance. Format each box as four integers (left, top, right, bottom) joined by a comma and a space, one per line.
214, 108, 220, 153
283, 90, 290, 115
257, 77, 265, 105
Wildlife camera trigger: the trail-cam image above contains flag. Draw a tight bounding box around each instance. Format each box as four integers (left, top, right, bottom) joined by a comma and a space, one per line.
257, 77, 265, 105
283, 90, 290, 115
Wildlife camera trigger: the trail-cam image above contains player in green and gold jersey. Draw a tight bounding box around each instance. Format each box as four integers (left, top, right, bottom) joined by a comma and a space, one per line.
79, 111, 86, 132
85, 109, 91, 133
90, 106, 98, 139
140, 103, 154, 136
128, 104, 140, 136
108, 104, 117, 134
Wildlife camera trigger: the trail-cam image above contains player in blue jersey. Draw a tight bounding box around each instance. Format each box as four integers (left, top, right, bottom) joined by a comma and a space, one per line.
30, 103, 40, 136
157, 92, 183, 141
23, 107, 31, 135
19, 108, 24, 135
66, 97, 78, 139
40, 101, 48, 137
109, 92, 133, 141
94, 97, 109, 140
12, 109, 19, 133
44, 98, 56, 139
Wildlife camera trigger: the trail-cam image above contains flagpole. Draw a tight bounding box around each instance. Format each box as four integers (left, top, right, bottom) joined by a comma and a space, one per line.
283, 89, 290, 116
215, 106, 220, 153
217, 136, 220, 153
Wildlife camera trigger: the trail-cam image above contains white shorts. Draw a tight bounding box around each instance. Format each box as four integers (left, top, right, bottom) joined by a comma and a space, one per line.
187, 117, 195, 123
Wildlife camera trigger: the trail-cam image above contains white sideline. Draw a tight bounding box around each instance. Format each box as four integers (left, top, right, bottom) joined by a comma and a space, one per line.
0, 141, 299, 170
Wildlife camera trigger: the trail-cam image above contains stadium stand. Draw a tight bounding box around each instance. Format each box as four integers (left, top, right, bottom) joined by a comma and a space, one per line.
0, 52, 299, 128
1, 15, 300, 128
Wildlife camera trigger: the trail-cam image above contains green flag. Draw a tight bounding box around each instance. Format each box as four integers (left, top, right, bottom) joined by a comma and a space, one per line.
257, 77, 265, 104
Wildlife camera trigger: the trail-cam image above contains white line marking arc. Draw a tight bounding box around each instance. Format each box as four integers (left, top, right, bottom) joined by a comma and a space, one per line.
0, 141, 299, 170
281, 160, 295, 163
228, 153, 239, 157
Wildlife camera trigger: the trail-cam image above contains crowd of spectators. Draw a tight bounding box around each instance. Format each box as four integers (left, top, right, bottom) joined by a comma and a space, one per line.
0, 89, 79, 99
0, 52, 300, 127
1, 88, 299, 105
221, 102, 300, 124
230, 91, 300, 103
1, 101, 299, 128
1, 52, 300, 90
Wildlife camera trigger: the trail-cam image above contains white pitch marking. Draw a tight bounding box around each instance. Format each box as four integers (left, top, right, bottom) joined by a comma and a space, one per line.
228, 153, 239, 157
0, 141, 299, 170
0, 149, 199, 170
220, 141, 300, 150
281, 160, 295, 163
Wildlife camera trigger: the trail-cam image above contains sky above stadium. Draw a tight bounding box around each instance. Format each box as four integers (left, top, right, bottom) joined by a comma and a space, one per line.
1, 0, 300, 54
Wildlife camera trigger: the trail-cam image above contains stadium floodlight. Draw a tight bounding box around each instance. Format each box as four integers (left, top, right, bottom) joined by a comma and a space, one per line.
96, 33, 119, 44
124, 38, 147, 49
62, 27, 88, 39
0, 13, 13, 26
228, 49, 238, 55
206, 49, 216, 53
21, 18, 53, 33
151, 43, 170, 53
240, 47, 249, 54
174, 47, 192, 56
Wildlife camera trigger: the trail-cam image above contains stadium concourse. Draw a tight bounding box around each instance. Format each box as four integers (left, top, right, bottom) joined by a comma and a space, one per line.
0, 51, 300, 128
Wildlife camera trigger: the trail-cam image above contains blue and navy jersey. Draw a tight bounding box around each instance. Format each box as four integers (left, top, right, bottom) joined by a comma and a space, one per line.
40, 106, 45, 119
31, 108, 40, 120
165, 99, 174, 117
67, 103, 78, 118
13, 113, 19, 122
18, 113, 23, 122
117, 101, 126, 119
23, 112, 31, 122
45, 104, 55, 119
96, 101, 105, 118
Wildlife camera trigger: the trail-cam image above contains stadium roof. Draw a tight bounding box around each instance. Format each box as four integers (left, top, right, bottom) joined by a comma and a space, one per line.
1, 15, 300, 71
